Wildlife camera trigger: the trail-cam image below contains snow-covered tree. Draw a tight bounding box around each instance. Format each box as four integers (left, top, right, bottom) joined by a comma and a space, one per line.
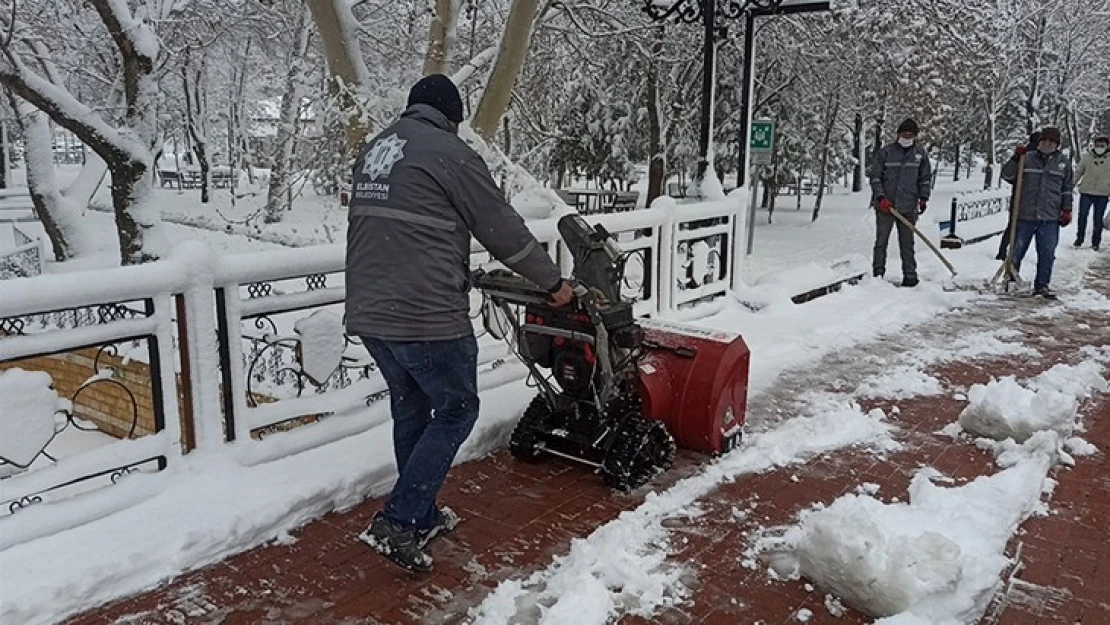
0, 0, 174, 264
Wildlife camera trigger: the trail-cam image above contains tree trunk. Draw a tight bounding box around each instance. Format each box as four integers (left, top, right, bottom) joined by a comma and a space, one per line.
953, 141, 961, 181
1024, 14, 1047, 134
308, 0, 372, 155
0, 122, 7, 189
984, 108, 997, 189
424, 0, 461, 76
852, 112, 863, 192
182, 50, 210, 204
1, 1, 167, 264
10, 96, 95, 260
645, 29, 664, 207
227, 38, 253, 208
812, 88, 840, 222
471, 0, 541, 141
265, 5, 313, 223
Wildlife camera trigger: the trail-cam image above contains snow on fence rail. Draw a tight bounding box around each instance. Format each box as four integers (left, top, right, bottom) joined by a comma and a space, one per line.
0, 203, 741, 547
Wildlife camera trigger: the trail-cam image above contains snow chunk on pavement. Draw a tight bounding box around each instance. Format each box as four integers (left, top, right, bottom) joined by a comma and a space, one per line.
958, 376, 1078, 443
764, 456, 1052, 622
958, 360, 1107, 444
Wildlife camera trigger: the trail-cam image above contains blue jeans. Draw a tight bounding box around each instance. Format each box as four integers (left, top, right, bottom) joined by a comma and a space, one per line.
362, 335, 480, 531
1077, 194, 1107, 246
1011, 220, 1060, 291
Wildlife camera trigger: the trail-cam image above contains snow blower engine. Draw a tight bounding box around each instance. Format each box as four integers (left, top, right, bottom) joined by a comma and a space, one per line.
472, 214, 751, 491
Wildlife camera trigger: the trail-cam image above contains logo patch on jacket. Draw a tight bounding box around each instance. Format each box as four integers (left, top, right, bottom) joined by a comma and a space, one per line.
363, 134, 407, 181
1058, 162, 1066, 170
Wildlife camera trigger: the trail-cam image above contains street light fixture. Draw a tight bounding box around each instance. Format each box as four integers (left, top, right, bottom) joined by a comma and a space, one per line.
641, 0, 835, 192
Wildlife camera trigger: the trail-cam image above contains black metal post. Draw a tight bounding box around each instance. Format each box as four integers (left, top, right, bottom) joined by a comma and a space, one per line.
215, 288, 237, 442
144, 297, 168, 470
696, 0, 716, 183
735, 11, 756, 188
644, 0, 832, 192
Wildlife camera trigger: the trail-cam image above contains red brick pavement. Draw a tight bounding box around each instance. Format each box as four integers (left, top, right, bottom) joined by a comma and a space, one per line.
66, 256, 1110, 625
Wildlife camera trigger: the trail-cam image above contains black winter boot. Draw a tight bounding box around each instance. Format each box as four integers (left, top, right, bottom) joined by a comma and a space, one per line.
416, 507, 460, 548
359, 514, 433, 573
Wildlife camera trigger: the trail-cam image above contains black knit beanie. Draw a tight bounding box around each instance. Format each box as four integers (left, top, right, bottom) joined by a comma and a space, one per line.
407, 74, 464, 123
896, 118, 919, 135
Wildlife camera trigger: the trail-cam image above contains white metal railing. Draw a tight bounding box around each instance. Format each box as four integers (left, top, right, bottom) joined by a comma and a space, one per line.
0, 260, 188, 548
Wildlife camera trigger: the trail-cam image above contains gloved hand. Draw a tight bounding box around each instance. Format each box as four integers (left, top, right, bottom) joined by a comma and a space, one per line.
547, 280, 576, 307
877, 197, 893, 213
1059, 210, 1072, 227
1014, 144, 1028, 159
918, 199, 928, 215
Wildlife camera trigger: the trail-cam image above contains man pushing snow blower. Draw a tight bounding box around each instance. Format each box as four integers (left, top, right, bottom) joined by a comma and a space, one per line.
474, 214, 751, 492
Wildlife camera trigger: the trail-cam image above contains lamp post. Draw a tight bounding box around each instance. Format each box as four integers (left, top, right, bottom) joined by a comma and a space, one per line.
643, 0, 785, 192
642, 0, 836, 192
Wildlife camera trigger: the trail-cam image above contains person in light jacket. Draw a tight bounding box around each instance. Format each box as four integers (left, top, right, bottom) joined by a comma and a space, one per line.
1074, 135, 1110, 251
345, 75, 574, 572
869, 118, 932, 287
1000, 126, 1075, 298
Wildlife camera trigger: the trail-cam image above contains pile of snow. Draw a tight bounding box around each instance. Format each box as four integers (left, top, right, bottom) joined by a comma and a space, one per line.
956, 360, 1107, 443
956, 376, 1079, 443
755, 356, 1107, 624
762, 459, 1052, 623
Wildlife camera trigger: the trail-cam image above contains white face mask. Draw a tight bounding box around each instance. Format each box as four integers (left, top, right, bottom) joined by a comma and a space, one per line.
898, 137, 915, 148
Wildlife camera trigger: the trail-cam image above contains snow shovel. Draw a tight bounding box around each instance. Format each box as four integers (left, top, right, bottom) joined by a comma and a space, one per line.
887, 206, 959, 278
988, 152, 1027, 293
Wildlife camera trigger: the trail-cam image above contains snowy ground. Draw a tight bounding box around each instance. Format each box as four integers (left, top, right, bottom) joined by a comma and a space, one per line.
2, 164, 1108, 624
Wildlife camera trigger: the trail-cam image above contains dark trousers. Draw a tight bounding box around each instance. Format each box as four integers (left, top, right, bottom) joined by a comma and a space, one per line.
873, 210, 917, 280
1077, 194, 1107, 247
362, 335, 480, 531
1011, 220, 1060, 291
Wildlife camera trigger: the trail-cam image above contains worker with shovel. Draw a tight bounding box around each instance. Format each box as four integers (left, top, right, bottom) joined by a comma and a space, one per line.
869, 118, 933, 287
1000, 126, 1074, 299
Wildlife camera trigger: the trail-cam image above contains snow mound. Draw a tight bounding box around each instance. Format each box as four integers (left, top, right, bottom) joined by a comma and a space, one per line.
958, 360, 1107, 443
957, 376, 1077, 443
791, 494, 962, 616
763, 458, 1052, 622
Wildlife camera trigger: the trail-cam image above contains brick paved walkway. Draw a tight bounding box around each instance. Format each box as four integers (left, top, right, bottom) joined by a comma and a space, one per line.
67, 254, 1110, 625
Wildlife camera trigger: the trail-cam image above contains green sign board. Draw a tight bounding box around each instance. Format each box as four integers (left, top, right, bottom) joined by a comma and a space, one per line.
750, 120, 775, 151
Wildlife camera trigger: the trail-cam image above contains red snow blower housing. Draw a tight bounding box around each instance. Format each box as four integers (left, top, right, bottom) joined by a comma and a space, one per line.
472, 215, 749, 490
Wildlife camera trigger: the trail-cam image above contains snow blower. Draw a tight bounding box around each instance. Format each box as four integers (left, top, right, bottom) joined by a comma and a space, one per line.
472, 214, 750, 490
